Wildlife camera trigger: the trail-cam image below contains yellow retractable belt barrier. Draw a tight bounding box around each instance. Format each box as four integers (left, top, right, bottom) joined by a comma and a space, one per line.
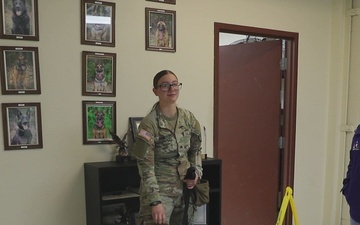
275, 186, 300, 225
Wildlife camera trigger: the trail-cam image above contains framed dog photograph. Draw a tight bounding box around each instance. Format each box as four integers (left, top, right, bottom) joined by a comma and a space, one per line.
145, 7, 176, 52
0, 0, 39, 41
2, 102, 43, 150
82, 101, 116, 145
129, 117, 143, 142
146, 0, 176, 4
0, 46, 41, 95
82, 51, 116, 97
81, 0, 115, 47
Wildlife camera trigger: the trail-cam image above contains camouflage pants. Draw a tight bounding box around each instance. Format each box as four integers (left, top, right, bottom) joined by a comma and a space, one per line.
137, 194, 195, 225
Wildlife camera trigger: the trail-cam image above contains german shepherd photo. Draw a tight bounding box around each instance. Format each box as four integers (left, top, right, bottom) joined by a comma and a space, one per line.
1, 47, 39, 94
155, 21, 170, 47
83, 52, 115, 96
93, 61, 108, 92
11, 0, 30, 35
88, 24, 110, 42
92, 109, 107, 139
83, 101, 115, 144
85, 3, 111, 42
10, 108, 33, 145
146, 8, 175, 51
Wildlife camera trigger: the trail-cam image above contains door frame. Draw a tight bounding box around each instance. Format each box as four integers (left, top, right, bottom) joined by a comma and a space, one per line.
214, 22, 298, 209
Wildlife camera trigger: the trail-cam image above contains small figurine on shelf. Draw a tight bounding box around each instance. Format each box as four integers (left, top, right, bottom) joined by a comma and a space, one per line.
109, 130, 131, 163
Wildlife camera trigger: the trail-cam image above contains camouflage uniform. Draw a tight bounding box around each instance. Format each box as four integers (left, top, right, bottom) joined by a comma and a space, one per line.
132, 105, 203, 225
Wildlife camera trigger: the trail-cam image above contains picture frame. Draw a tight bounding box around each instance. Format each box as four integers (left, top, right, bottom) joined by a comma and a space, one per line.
0, 46, 41, 95
81, 0, 115, 47
145, 7, 176, 52
82, 51, 116, 97
193, 204, 207, 225
0, 0, 39, 41
82, 101, 116, 144
129, 117, 143, 142
1, 102, 43, 150
146, 0, 176, 4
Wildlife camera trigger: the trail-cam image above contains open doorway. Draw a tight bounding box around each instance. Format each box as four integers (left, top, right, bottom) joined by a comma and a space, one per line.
214, 23, 298, 225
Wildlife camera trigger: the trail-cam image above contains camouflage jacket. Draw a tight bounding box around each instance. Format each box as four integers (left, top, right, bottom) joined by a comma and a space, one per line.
132, 105, 203, 205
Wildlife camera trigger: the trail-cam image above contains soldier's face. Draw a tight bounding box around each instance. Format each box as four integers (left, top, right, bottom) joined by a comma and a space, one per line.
153, 73, 179, 104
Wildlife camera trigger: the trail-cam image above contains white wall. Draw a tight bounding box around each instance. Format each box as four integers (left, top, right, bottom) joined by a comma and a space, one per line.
0, 0, 344, 225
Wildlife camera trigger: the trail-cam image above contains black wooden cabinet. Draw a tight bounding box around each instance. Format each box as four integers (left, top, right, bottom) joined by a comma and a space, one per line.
84, 158, 221, 225
200, 158, 222, 225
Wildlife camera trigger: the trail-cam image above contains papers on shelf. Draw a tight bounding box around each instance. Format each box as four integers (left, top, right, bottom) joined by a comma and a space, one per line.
102, 189, 139, 201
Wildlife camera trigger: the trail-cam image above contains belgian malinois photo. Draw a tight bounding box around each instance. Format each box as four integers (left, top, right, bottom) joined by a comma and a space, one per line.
11, 53, 29, 89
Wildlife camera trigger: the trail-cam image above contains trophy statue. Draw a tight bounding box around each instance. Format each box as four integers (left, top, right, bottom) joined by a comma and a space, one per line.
109, 130, 131, 163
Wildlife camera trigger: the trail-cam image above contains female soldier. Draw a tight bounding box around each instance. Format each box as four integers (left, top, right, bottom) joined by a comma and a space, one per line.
132, 70, 203, 225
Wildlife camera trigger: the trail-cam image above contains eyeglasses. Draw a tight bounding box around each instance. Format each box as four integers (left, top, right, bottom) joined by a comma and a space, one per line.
158, 83, 182, 92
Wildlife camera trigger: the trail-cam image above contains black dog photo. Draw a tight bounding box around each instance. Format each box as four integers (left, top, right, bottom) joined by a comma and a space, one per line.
3, 105, 42, 150
2, 0, 35, 36
10, 108, 33, 145
11, 0, 30, 34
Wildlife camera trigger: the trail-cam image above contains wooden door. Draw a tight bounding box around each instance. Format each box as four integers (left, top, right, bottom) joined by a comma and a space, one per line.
216, 39, 282, 225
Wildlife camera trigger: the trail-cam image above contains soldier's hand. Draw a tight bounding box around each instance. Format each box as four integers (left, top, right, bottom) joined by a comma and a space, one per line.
183, 172, 199, 189
152, 204, 166, 224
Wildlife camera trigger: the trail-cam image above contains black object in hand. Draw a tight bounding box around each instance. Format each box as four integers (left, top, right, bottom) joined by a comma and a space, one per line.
184, 166, 196, 180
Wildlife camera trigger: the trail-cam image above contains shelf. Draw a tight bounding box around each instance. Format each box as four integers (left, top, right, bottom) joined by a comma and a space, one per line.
84, 158, 222, 225
102, 190, 139, 201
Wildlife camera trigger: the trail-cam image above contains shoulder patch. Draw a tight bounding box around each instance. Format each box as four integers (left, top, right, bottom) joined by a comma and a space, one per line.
138, 129, 152, 141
